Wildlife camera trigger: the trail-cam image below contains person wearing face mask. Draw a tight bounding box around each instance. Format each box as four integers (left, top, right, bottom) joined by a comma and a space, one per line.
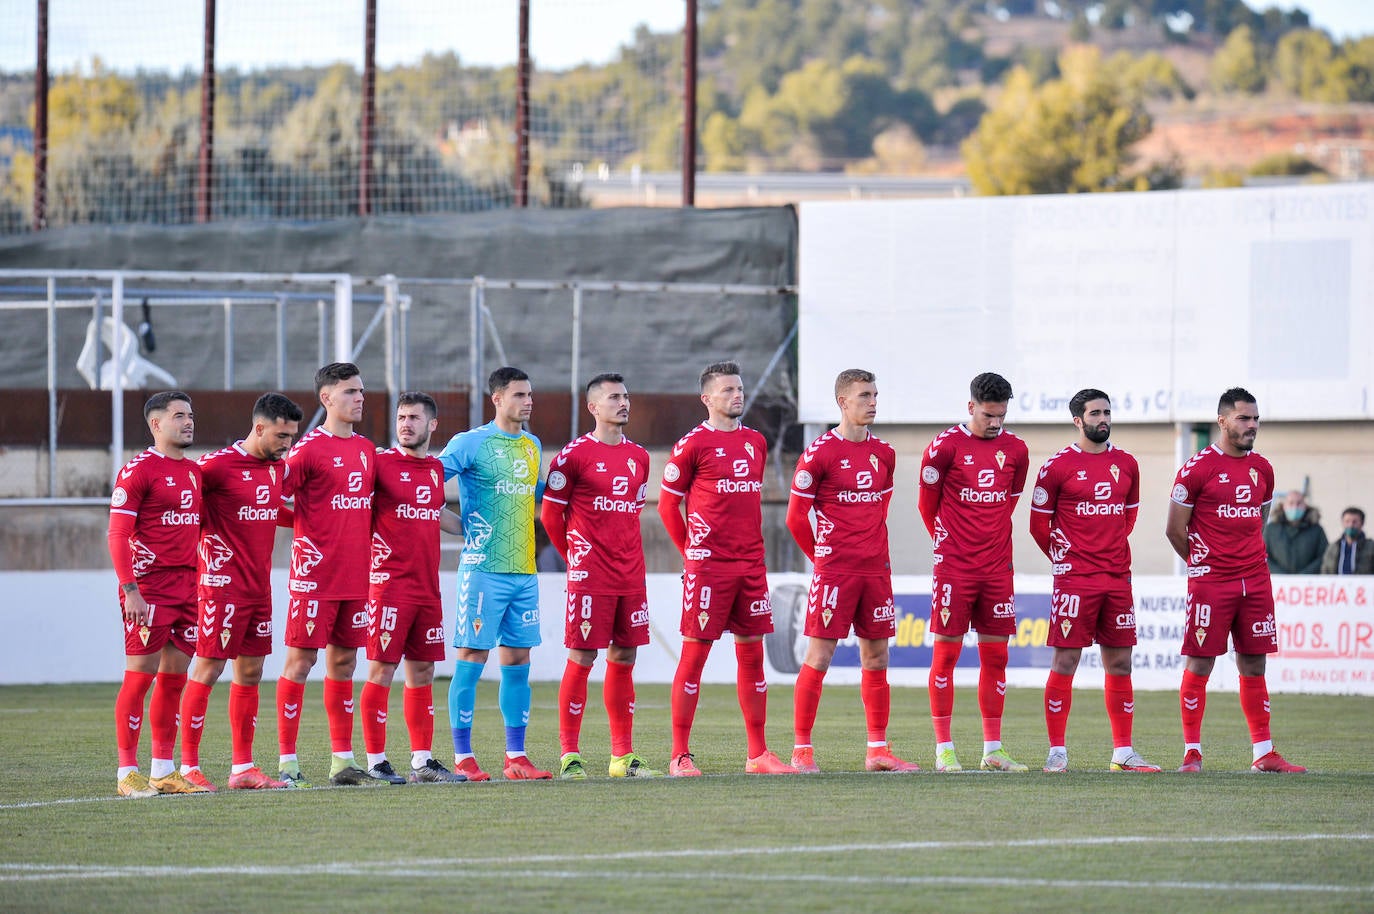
1320, 507, 1374, 575
1263, 488, 1327, 575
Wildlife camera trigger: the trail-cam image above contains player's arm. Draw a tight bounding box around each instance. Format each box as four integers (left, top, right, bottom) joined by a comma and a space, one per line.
1029, 510, 1053, 560
1165, 500, 1193, 562
539, 496, 570, 562
1009, 453, 1029, 505
436, 433, 466, 482
917, 438, 952, 539
1123, 458, 1141, 537
440, 506, 463, 537
106, 512, 148, 623
785, 492, 815, 559
1029, 461, 1056, 559
658, 487, 688, 557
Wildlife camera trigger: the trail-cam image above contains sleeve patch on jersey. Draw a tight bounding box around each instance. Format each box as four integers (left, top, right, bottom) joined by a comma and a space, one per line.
663, 464, 681, 483
1171, 483, 1189, 503
110, 487, 128, 508
1031, 485, 1048, 506
794, 470, 813, 489
547, 470, 567, 491
921, 466, 939, 485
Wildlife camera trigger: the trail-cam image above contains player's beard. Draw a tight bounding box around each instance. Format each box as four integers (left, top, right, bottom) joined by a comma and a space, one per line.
1230, 428, 1256, 451
1084, 423, 1110, 444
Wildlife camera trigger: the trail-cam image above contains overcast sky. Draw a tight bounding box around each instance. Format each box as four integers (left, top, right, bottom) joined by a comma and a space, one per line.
0, 0, 1370, 75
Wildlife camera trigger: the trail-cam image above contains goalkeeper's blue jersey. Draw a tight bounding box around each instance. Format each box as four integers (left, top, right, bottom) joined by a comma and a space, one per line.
438, 421, 543, 574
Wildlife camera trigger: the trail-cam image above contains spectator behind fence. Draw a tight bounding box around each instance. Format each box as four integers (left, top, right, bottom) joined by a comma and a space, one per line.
1263, 489, 1327, 575
1321, 507, 1374, 575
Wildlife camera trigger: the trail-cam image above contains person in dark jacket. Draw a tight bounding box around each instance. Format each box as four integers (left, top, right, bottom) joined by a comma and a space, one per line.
1321, 507, 1374, 575
1264, 489, 1327, 574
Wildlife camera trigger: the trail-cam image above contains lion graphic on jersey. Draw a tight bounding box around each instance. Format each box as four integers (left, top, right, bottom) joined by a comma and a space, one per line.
292, 536, 325, 577
199, 534, 234, 572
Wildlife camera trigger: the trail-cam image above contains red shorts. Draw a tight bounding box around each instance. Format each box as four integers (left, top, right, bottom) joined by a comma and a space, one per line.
1047, 575, 1136, 649
195, 595, 274, 660
680, 569, 772, 641
929, 571, 1016, 638
119, 587, 196, 657
803, 571, 896, 641
1183, 574, 1277, 657
366, 599, 446, 664
564, 589, 651, 650
284, 597, 369, 650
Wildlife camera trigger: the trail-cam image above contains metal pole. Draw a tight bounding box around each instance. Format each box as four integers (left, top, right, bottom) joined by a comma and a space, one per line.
46, 276, 56, 496
469, 280, 484, 430
222, 297, 233, 389
515, 0, 530, 207
569, 285, 582, 443
275, 294, 287, 390
360, 0, 376, 216
317, 299, 327, 368
682, 0, 698, 207
383, 276, 397, 424
111, 275, 125, 484
334, 276, 353, 363
33, 0, 49, 230
197, 0, 216, 222
398, 294, 410, 392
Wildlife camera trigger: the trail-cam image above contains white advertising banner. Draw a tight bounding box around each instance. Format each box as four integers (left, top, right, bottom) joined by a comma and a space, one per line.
798, 184, 1374, 424
4, 570, 1371, 694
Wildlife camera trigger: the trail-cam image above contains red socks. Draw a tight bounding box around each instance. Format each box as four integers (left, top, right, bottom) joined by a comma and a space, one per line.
276, 676, 305, 756
735, 640, 769, 759
360, 680, 389, 756
603, 659, 637, 758
149, 671, 186, 761
1238, 674, 1271, 743
227, 682, 258, 767
671, 640, 712, 757
860, 667, 889, 744
178, 678, 214, 768
1044, 669, 1074, 747
115, 670, 155, 768
928, 639, 961, 743
792, 663, 826, 745
322, 677, 355, 755
559, 659, 592, 754
1180, 668, 1209, 745
403, 684, 434, 755
1104, 673, 1135, 748
977, 641, 1009, 742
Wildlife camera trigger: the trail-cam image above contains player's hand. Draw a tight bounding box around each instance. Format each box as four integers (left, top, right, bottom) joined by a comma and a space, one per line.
122, 587, 149, 625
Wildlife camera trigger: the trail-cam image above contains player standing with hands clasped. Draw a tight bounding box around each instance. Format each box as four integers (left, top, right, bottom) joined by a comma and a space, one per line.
918, 372, 1030, 773
786, 369, 917, 773
1030, 389, 1160, 773
1166, 388, 1305, 773
660, 361, 794, 776
542, 373, 662, 779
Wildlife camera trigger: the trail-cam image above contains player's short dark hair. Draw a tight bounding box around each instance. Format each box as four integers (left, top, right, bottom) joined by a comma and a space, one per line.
489, 366, 529, 395
144, 390, 191, 419
700, 361, 741, 392
252, 392, 303, 424
835, 368, 875, 398
586, 372, 625, 398
970, 372, 1012, 404
1069, 388, 1110, 419
1218, 387, 1257, 414
315, 362, 360, 395
397, 390, 438, 420
1342, 506, 1365, 524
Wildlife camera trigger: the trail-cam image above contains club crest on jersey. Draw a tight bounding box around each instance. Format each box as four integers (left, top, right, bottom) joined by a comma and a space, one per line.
869, 454, 880, 472
995, 450, 1006, 469
744, 442, 756, 460
1249, 468, 1259, 486
1109, 464, 1120, 482
430, 469, 439, 487
269, 466, 277, 484
627, 457, 637, 476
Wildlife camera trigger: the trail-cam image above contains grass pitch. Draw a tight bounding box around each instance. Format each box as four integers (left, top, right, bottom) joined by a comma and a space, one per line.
1, 681, 1371, 913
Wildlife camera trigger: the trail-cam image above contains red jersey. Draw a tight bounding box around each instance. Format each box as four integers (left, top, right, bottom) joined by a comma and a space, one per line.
789, 429, 894, 575
1171, 444, 1274, 580
283, 427, 376, 600
109, 448, 202, 603
919, 424, 1029, 578
1030, 443, 1139, 578
543, 434, 650, 593
370, 449, 445, 605
661, 422, 767, 574
196, 442, 290, 603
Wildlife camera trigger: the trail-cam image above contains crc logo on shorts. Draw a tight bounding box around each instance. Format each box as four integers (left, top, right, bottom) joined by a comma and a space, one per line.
921, 466, 939, 485
351, 610, 370, 627
180, 623, 198, 644
663, 464, 681, 484
520, 609, 540, 625
992, 601, 1015, 618
873, 600, 897, 622
1115, 613, 1136, 627
1032, 486, 1048, 506
794, 470, 813, 490
425, 626, 445, 644
749, 598, 772, 617
631, 606, 650, 626
1252, 618, 1277, 637
255, 621, 273, 637
548, 471, 567, 491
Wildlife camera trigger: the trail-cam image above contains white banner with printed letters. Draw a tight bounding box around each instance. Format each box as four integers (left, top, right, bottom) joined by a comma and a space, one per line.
5, 571, 1371, 692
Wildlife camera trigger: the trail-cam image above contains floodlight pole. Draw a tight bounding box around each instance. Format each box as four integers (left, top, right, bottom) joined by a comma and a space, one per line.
33, 0, 48, 230
360, 0, 376, 216
515, 0, 531, 207
197, 0, 216, 223
682, 0, 698, 207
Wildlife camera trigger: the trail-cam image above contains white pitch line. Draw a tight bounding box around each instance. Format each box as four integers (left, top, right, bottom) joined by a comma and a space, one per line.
2, 834, 1373, 887
1, 865, 1371, 895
